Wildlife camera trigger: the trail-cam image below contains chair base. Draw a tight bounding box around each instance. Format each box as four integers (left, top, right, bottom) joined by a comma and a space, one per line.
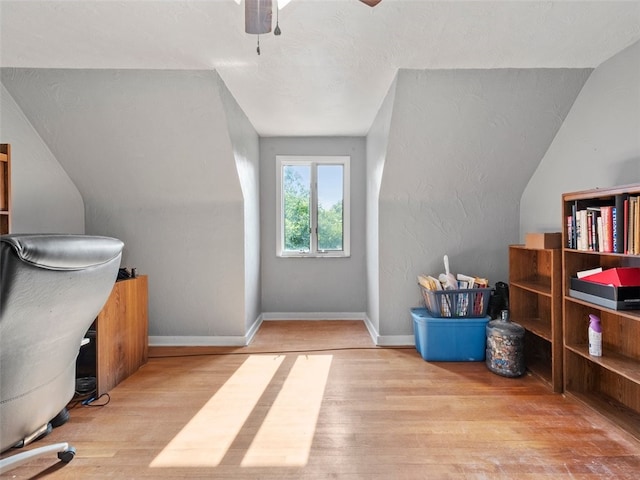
0, 442, 76, 475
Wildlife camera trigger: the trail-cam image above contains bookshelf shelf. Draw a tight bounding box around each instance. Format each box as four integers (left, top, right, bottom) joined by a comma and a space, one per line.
565, 343, 640, 383
517, 316, 552, 340
567, 389, 640, 442
509, 244, 562, 392
562, 183, 640, 441
510, 279, 552, 297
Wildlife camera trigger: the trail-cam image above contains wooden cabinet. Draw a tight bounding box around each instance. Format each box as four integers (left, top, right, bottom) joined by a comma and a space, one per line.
509, 245, 562, 392
94, 275, 149, 396
562, 183, 640, 440
0, 144, 11, 234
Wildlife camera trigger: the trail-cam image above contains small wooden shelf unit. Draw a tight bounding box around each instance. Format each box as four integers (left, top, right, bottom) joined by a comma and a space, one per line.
509, 244, 562, 392
561, 183, 640, 441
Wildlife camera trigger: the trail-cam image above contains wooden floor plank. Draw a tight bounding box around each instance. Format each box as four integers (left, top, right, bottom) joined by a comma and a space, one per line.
2, 320, 639, 479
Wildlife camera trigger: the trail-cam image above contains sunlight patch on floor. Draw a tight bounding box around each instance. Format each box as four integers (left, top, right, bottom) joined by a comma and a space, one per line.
150, 355, 284, 468
241, 355, 333, 467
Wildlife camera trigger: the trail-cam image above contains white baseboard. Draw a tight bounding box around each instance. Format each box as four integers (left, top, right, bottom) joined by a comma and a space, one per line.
149, 313, 414, 347
261, 312, 366, 321
149, 314, 264, 347
362, 315, 379, 344
363, 315, 415, 346
245, 314, 263, 345
149, 335, 247, 347
376, 335, 415, 347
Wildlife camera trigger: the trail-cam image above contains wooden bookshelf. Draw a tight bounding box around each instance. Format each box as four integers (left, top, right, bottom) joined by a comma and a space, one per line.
0, 144, 10, 234
562, 183, 640, 440
509, 244, 562, 392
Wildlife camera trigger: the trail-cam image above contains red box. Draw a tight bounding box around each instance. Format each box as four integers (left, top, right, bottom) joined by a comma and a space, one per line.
581, 267, 640, 287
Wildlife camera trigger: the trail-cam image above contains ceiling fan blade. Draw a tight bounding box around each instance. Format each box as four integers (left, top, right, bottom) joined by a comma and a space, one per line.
359, 0, 382, 6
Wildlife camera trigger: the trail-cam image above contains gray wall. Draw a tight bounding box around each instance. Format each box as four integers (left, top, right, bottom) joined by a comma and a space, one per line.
219, 82, 261, 333
2, 69, 260, 345
365, 77, 397, 335
7, 59, 633, 346
0, 83, 84, 234
260, 137, 367, 316
373, 68, 591, 340
521, 40, 640, 237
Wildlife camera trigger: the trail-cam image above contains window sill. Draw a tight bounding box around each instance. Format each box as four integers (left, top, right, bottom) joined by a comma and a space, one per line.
278, 252, 350, 259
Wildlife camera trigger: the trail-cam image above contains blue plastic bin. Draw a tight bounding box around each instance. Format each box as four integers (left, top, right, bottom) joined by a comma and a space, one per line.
411, 308, 489, 361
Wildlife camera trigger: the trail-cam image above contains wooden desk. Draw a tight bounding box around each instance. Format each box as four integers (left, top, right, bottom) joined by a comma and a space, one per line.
94, 275, 148, 396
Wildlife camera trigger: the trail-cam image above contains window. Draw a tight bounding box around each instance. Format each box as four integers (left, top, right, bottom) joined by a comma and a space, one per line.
276, 155, 350, 257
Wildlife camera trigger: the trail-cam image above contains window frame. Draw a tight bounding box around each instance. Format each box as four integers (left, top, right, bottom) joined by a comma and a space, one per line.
276, 155, 351, 258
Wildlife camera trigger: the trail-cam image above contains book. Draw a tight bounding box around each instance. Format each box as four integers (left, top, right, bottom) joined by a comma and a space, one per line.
566, 216, 573, 248
612, 207, 617, 253
635, 196, 640, 255
596, 215, 604, 252
614, 193, 627, 253
575, 209, 582, 250
577, 267, 603, 279
579, 209, 589, 251
629, 197, 636, 255
624, 198, 630, 254
600, 205, 614, 253
586, 210, 596, 251
586, 210, 592, 251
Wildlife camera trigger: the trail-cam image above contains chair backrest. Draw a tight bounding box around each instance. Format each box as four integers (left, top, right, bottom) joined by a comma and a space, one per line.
0, 234, 123, 452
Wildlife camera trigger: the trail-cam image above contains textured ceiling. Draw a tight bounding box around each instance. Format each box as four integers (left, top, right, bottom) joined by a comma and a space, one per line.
1, 0, 640, 136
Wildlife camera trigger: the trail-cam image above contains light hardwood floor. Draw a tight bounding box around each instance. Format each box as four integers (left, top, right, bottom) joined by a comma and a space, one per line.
2, 320, 639, 479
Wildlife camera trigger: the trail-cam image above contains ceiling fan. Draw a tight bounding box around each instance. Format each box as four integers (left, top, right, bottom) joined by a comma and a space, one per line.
243, 0, 382, 53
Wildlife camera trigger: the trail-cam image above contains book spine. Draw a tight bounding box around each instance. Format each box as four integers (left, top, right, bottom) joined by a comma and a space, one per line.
575, 209, 582, 250
614, 193, 627, 253
597, 215, 604, 252
601, 206, 613, 253
629, 197, 636, 255
572, 202, 578, 249
580, 210, 589, 251
624, 198, 630, 254
612, 207, 617, 253
633, 196, 640, 255
587, 211, 596, 252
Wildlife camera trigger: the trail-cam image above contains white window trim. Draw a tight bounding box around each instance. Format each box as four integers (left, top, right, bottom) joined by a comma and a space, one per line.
276, 155, 350, 258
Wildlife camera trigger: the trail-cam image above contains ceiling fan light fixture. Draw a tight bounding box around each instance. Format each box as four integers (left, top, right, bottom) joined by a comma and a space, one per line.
245, 0, 272, 35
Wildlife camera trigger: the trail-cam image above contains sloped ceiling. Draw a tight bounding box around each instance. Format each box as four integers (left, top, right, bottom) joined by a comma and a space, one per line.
1, 0, 639, 136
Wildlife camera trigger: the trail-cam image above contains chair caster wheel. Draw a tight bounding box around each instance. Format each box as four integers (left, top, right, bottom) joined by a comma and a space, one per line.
57, 446, 76, 463
50, 408, 70, 428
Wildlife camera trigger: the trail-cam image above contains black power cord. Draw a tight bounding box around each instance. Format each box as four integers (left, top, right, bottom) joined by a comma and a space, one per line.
150, 345, 415, 359
69, 376, 111, 409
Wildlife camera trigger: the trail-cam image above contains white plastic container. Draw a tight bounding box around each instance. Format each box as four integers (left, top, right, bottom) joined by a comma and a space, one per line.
588, 314, 602, 357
